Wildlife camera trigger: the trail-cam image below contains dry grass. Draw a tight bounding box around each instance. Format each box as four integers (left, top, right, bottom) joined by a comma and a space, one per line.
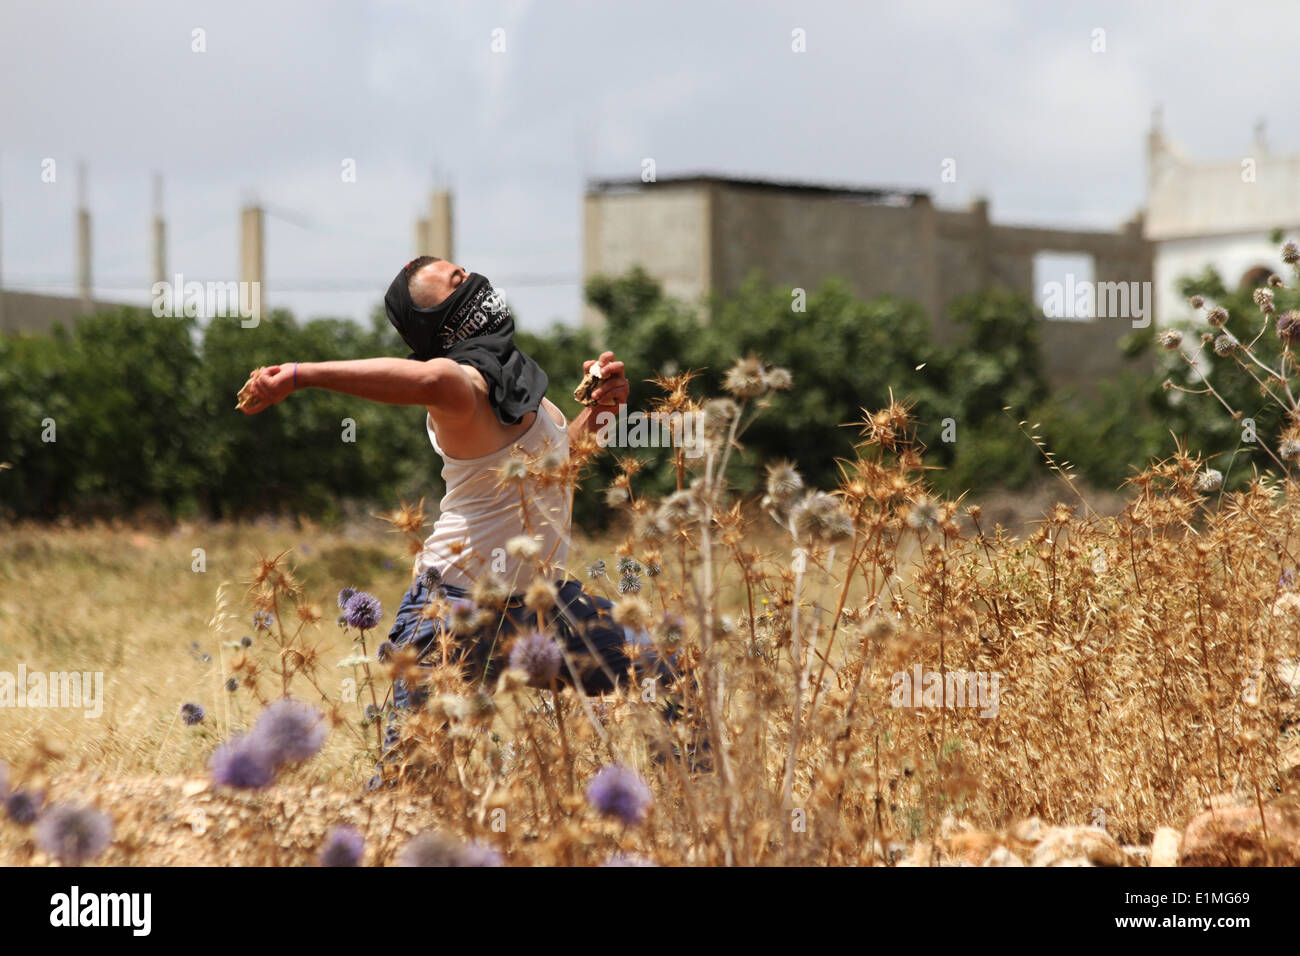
4, 365, 1300, 867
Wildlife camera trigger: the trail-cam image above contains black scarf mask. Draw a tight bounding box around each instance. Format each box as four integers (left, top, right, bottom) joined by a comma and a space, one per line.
384, 265, 549, 426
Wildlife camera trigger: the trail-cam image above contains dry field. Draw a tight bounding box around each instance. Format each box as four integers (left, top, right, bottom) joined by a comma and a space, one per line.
2, 366, 1300, 868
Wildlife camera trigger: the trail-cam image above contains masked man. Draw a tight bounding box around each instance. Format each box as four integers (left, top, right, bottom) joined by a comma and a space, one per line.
239, 257, 660, 698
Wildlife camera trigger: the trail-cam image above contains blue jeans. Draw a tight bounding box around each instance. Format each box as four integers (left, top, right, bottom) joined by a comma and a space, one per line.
384, 575, 676, 707
367, 576, 693, 787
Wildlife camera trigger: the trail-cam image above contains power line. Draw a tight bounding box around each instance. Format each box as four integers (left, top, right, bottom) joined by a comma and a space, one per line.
2, 273, 583, 291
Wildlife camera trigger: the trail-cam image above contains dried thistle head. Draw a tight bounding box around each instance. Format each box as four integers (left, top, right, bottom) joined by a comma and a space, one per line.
723, 354, 768, 400
377, 498, 429, 536
523, 578, 557, 615
612, 596, 651, 630
471, 573, 511, 610
648, 368, 699, 414
790, 491, 853, 544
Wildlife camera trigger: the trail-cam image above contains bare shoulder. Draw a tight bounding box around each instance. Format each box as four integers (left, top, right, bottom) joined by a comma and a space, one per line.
423, 359, 480, 424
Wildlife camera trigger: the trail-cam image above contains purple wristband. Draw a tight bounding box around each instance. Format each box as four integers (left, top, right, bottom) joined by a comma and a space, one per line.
293, 362, 298, 391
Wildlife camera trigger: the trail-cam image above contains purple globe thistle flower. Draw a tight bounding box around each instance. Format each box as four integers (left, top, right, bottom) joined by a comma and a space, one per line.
508, 632, 563, 686
376, 641, 396, 662
617, 556, 642, 576
252, 698, 328, 765
5, 789, 43, 824
318, 825, 365, 867
1279, 569, 1295, 591
180, 702, 205, 726
209, 735, 277, 790
585, 764, 652, 825
618, 573, 642, 595
602, 852, 657, 867
35, 803, 113, 865
587, 559, 607, 580
337, 587, 357, 610
224, 676, 239, 693
336, 614, 348, 629
1284, 241, 1300, 265
458, 841, 504, 867
240, 635, 253, 648
397, 832, 467, 867
252, 610, 274, 631
343, 592, 383, 631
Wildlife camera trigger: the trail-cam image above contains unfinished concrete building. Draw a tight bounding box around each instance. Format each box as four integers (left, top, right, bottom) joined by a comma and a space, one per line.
582, 174, 1153, 390
1146, 118, 1300, 325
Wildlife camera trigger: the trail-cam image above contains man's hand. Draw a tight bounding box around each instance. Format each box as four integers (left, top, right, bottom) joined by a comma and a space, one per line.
582, 351, 629, 408
569, 351, 629, 448
237, 364, 295, 415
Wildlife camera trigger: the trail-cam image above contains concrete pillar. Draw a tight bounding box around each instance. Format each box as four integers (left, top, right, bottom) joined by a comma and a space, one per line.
913, 194, 945, 336
77, 163, 92, 312
427, 189, 453, 260
151, 173, 166, 288
1146, 110, 1168, 193
240, 204, 264, 321
969, 195, 993, 288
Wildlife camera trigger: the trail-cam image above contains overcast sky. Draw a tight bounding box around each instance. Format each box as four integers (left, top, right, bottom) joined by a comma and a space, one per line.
0, 0, 1294, 330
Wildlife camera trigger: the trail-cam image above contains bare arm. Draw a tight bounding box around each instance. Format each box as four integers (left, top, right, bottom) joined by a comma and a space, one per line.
238, 357, 474, 416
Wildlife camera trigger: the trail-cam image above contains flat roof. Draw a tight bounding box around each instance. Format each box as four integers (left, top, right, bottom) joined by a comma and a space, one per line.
587, 172, 929, 205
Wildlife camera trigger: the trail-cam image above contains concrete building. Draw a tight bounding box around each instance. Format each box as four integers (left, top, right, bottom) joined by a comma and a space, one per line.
583, 174, 1153, 389
1146, 118, 1300, 324
0, 289, 117, 335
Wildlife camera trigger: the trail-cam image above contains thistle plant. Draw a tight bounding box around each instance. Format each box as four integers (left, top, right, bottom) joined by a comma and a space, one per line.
10, 343, 1289, 867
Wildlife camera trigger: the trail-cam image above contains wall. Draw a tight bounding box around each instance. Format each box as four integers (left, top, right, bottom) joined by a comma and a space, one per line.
0, 291, 108, 336
581, 185, 712, 328
582, 178, 1154, 393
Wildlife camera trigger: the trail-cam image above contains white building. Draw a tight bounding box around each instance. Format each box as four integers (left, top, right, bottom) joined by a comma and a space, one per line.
1146, 117, 1300, 325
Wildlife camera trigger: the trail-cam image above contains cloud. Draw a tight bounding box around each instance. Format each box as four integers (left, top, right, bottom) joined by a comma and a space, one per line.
2, 0, 1297, 324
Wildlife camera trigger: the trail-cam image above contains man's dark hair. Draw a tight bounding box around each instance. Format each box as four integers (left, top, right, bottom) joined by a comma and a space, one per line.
403, 255, 442, 282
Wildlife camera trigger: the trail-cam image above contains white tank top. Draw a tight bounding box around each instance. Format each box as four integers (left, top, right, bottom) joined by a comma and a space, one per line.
414, 400, 572, 591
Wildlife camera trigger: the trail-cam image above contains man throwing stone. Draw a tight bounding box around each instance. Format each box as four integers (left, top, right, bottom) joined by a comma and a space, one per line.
238, 256, 657, 697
